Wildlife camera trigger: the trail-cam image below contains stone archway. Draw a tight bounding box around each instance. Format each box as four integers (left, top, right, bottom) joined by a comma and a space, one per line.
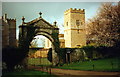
18, 12, 60, 65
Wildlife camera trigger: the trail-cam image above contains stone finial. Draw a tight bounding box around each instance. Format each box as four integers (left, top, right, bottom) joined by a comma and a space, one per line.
2, 16, 3, 19
54, 21, 57, 26
39, 12, 42, 17
3, 14, 7, 20
22, 16, 25, 24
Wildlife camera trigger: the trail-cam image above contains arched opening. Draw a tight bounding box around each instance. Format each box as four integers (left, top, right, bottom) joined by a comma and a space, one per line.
27, 33, 57, 66
18, 14, 60, 67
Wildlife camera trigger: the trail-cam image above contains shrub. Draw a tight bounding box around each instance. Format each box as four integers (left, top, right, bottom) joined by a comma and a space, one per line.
2, 46, 26, 71
81, 45, 96, 60
47, 48, 59, 66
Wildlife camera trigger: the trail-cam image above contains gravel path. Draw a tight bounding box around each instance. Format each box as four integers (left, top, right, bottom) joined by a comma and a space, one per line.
49, 68, 120, 76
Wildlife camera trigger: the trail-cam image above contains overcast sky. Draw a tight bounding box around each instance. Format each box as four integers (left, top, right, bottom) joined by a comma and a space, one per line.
2, 2, 104, 47
2, 2, 103, 34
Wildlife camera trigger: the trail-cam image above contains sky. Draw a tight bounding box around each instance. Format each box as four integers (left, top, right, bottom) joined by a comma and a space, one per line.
2, 2, 103, 47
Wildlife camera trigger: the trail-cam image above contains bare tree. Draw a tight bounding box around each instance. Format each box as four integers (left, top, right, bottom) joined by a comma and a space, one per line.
87, 2, 120, 46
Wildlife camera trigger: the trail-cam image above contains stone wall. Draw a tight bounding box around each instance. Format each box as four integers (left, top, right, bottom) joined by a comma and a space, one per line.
70, 48, 87, 62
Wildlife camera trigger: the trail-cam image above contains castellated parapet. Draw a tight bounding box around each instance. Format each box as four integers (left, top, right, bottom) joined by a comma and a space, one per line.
64, 8, 85, 15
7, 18, 16, 22
2, 14, 16, 23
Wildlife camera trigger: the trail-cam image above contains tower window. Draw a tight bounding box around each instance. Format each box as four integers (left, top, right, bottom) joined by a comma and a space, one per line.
66, 22, 68, 26
76, 20, 80, 26
81, 22, 83, 25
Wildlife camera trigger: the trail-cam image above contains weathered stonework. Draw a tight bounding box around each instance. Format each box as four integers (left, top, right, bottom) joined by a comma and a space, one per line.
19, 14, 60, 65
2, 14, 17, 48
64, 8, 86, 48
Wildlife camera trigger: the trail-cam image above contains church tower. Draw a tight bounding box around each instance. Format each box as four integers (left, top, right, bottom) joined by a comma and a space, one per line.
64, 8, 86, 48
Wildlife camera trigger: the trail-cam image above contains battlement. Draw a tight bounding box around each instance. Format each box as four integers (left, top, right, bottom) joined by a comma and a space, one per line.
3, 14, 16, 22
7, 18, 16, 22
64, 8, 85, 14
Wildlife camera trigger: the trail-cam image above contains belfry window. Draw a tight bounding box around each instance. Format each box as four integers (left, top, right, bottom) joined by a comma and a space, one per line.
76, 20, 80, 26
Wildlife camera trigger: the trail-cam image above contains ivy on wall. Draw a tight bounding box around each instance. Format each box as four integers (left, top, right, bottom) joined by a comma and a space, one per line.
18, 24, 60, 66
51, 32, 60, 53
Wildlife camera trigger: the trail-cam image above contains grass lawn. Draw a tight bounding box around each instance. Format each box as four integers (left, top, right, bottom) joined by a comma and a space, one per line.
56, 57, 120, 72
2, 70, 57, 77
